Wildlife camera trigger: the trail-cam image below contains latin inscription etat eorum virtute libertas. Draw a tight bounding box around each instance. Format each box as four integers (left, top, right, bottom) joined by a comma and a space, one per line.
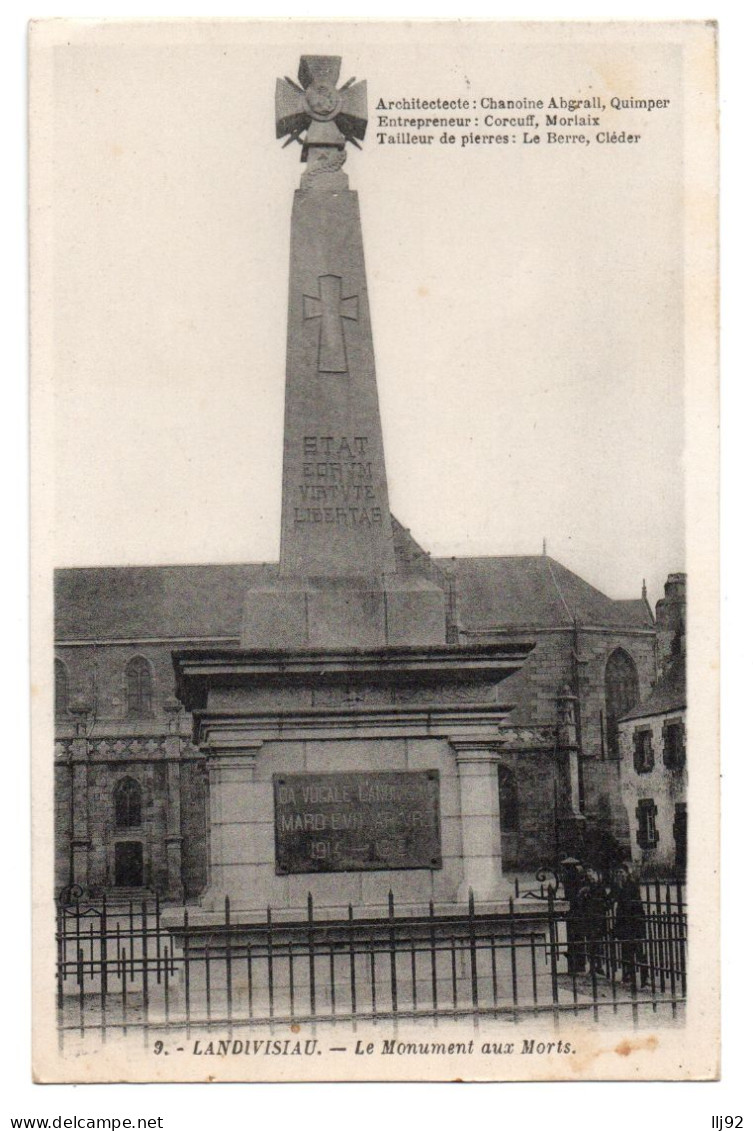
37, 25, 718, 1082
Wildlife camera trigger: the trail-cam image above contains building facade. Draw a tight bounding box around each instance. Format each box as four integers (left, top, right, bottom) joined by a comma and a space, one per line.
618, 573, 687, 876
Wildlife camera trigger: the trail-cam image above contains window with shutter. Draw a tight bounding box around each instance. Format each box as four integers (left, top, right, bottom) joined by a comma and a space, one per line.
662, 719, 685, 769
636, 798, 659, 848
633, 728, 655, 774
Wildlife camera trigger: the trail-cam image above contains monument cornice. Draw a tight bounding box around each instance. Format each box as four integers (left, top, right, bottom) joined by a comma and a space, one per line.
173, 642, 534, 713
192, 702, 519, 750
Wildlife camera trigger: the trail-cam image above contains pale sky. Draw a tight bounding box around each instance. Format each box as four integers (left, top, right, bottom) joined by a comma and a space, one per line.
46, 23, 686, 608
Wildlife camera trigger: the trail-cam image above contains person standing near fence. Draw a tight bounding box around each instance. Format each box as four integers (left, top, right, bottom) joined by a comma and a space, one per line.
581, 867, 609, 976
561, 857, 587, 974
613, 862, 648, 987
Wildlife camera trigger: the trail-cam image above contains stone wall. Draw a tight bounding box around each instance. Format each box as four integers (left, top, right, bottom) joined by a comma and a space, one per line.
55, 642, 192, 723
464, 626, 657, 849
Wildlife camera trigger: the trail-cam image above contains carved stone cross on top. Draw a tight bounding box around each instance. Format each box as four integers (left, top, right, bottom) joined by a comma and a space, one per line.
303, 274, 359, 373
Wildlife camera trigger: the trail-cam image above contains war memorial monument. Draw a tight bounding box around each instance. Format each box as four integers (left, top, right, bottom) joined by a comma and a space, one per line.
44, 31, 711, 1078
171, 55, 540, 921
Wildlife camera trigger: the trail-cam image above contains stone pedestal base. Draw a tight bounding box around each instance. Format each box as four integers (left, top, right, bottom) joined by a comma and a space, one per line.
174, 641, 533, 920
241, 576, 446, 648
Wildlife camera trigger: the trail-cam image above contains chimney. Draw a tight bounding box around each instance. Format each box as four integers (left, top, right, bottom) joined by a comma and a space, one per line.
655, 572, 686, 672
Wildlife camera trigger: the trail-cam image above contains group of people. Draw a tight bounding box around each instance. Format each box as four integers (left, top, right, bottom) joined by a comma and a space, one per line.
562, 860, 649, 987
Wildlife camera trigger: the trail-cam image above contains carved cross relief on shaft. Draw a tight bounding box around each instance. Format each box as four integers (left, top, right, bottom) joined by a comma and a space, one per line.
303, 274, 359, 373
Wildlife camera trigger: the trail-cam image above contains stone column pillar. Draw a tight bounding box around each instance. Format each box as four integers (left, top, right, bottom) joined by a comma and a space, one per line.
69, 702, 91, 891
163, 699, 184, 900
556, 688, 585, 856
203, 742, 262, 911
557, 690, 582, 815
450, 739, 511, 904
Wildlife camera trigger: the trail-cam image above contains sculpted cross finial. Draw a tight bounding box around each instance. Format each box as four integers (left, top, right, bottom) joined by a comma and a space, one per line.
275, 55, 368, 162
303, 275, 359, 373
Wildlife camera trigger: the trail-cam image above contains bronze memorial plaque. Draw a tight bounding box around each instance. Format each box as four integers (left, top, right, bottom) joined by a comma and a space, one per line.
273, 770, 441, 874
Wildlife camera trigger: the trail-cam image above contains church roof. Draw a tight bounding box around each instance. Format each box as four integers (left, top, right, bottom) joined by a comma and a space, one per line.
615, 598, 656, 626
55, 547, 652, 642
55, 563, 276, 641
437, 555, 655, 632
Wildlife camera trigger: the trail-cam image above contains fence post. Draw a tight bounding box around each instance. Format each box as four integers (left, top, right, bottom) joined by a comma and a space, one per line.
74, 896, 81, 983
679, 899, 688, 998
128, 900, 135, 982
388, 890, 398, 1014
141, 900, 149, 1040
429, 899, 438, 1016
56, 903, 64, 1013
100, 893, 108, 1042
204, 943, 211, 1024
78, 947, 85, 1038
529, 932, 538, 1008
665, 883, 677, 1020
547, 886, 560, 1027
307, 893, 316, 1019
267, 905, 275, 1022
225, 896, 233, 1027
246, 942, 253, 1023
155, 891, 161, 985
120, 947, 127, 1037
288, 938, 295, 1024
163, 946, 170, 1026
100, 891, 108, 1000
348, 904, 357, 1017
509, 895, 518, 1022
329, 936, 336, 1018
141, 900, 148, 988
184, 906, 191, 1037
469, 889, 478, 1020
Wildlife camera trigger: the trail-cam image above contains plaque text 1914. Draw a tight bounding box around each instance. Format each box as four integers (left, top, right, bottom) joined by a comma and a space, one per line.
273, 770, 442, 874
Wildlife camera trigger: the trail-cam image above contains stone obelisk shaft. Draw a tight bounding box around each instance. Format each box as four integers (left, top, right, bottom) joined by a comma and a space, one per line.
241, 56, 445, 648
280, 186, 396, 579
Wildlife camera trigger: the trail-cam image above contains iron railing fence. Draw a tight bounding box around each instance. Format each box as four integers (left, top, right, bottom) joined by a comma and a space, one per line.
56, 888, 686, 1045
514, 872, 686, 913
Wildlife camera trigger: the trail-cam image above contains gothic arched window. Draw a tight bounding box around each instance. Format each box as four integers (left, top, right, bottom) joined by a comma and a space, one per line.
114, 777, 142, 829
605, 648, 639, 759
54, 659, 69, 716
125, 656, 153, 717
